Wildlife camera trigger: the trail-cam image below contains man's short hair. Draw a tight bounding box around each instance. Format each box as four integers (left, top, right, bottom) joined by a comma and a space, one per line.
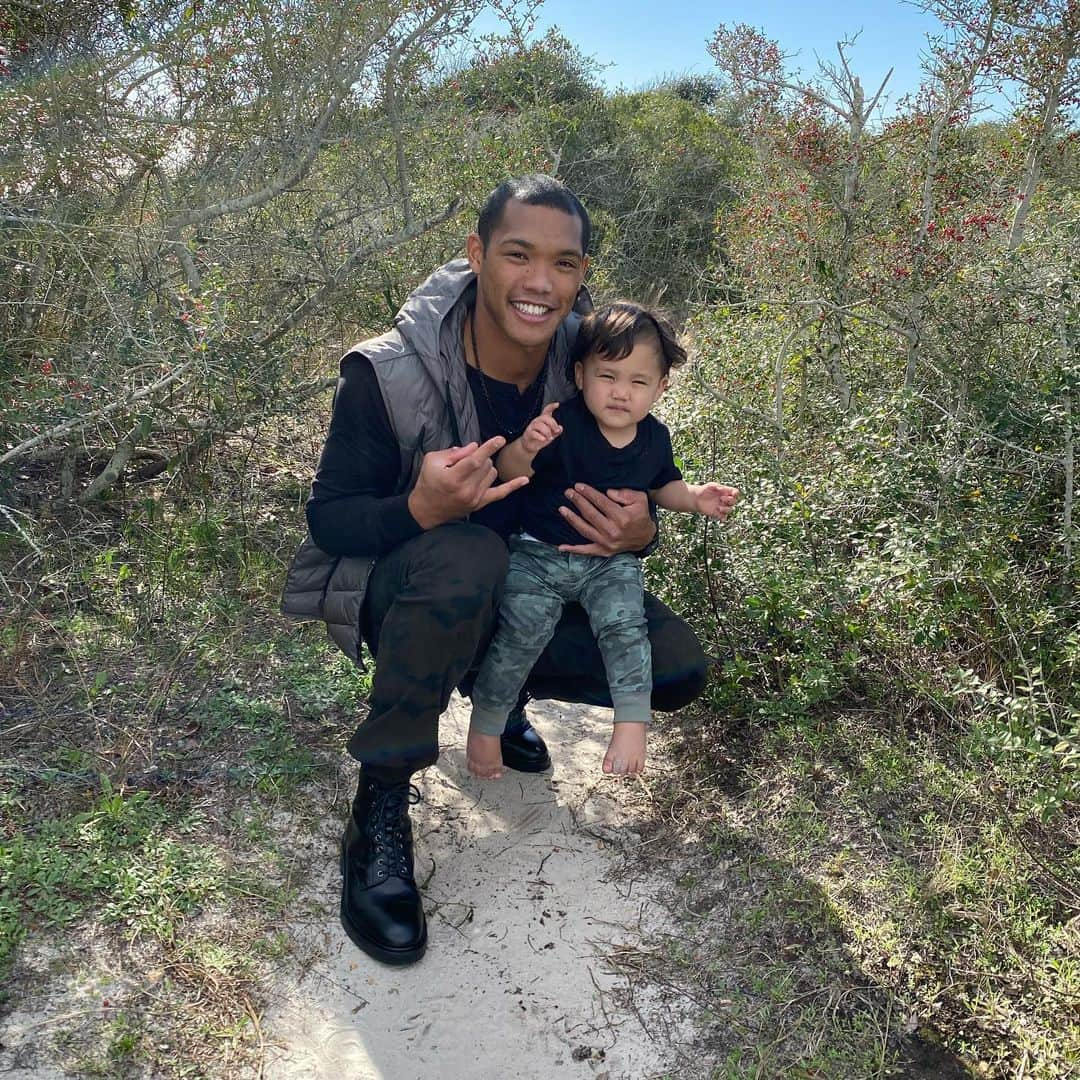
477, 175, 592, 256
571, 302, 687, 376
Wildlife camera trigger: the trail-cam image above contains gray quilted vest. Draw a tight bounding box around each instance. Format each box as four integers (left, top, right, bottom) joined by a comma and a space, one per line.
280, 258, 585, 665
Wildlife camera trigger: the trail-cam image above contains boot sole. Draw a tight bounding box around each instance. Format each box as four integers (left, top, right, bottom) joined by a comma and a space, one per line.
339, 844, 428, 966
500, 753, 552, 773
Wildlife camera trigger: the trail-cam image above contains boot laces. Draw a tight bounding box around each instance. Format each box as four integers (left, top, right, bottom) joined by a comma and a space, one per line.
369, 782, 420, 881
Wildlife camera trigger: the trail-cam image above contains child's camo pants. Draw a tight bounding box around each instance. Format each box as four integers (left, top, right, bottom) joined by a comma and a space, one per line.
469, 535, 652, 734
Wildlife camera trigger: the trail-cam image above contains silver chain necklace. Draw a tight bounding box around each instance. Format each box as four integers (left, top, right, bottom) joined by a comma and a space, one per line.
468, 312, 547, 440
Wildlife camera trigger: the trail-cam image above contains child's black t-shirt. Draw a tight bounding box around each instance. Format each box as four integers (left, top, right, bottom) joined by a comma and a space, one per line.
520, 393, 682, 547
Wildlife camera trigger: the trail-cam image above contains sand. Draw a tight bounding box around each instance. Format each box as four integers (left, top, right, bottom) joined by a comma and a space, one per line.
260, 694, 683, 1080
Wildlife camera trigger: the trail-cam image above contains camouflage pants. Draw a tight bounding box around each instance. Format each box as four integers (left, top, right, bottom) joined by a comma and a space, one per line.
349, 523, 707, 778
469, 536, 652, 736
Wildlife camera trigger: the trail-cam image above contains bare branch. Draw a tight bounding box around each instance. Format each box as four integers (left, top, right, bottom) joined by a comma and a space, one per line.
381, 1, 468, 230
167, 21, 397, 231
259, 197, 464, 347
79, 416, 151, 502
0, 358, 197, 468
167, 0, 470, 234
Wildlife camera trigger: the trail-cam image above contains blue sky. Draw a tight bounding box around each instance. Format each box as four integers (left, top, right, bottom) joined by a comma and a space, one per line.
473, 1, 955, 114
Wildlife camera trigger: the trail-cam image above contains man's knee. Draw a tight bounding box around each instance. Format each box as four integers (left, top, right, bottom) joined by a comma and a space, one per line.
653, 658, 708, 711
408, 523, 509, 601
365, 525, 508, 653
645, 595, 709, 712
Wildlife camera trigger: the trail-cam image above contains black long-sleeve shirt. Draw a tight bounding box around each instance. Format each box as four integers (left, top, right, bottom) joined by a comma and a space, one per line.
305, 353, 547, 557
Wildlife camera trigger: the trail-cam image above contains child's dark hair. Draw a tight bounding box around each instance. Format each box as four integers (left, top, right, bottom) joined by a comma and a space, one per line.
570, 302, 687, 377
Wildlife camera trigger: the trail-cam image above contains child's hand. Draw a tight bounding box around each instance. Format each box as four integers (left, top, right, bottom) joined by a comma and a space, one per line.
693, 483, 740, 521
603, 722, 646, 776
521, 402, 562, 455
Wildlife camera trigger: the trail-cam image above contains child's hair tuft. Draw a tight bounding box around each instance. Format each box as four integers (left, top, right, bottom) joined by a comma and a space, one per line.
570, 302, 687, 377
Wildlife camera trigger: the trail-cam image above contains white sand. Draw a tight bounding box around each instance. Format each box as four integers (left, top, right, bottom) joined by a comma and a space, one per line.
260, 694, 682, 1080
0, 697, 689, 1079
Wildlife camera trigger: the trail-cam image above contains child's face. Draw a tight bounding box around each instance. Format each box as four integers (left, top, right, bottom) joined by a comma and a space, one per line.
574, 341, 668, 435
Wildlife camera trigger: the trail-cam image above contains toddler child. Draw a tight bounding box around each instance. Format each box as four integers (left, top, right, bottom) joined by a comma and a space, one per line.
466, 302, 737, 780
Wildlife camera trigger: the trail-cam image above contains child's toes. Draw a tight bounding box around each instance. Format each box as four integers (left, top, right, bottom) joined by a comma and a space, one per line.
467, 755, 497, 779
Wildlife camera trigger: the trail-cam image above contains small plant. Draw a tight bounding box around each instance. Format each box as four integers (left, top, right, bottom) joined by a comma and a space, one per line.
0, 789, 226, 977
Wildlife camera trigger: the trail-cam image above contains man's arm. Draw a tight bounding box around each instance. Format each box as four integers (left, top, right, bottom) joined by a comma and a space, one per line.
406, 437, 528, 528
306, 354, 422, 557
306, 354, 526, 555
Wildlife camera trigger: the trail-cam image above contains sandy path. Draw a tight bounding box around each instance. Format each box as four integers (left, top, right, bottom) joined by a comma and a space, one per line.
261, 695, 680, 1080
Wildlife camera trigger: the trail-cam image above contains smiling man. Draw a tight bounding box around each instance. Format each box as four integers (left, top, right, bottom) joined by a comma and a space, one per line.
284, 175, 721, 966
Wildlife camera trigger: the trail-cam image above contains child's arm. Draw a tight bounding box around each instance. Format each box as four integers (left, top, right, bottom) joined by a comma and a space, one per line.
651, 480, 740, 519
496, 402, 563, 481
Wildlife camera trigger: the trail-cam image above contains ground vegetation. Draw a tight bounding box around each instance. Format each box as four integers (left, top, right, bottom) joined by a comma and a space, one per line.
1, 0, 1077, 1075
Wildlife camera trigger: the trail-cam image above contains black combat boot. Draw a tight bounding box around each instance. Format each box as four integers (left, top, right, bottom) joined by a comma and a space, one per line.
340, 772, 427, 965
500, 698, 551, 773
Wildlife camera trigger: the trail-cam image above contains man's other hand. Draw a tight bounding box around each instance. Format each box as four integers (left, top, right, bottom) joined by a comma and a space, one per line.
408, 437, 528, 529
557, 485, 656, 556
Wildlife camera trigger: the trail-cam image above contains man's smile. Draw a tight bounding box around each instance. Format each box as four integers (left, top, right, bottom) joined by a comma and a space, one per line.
510, 300, 553, 321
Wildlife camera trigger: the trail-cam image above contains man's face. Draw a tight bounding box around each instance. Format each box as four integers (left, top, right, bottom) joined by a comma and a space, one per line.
466, 199, 589, 356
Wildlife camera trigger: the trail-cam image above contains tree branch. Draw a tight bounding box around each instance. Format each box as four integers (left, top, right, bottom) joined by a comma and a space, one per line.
259, 197, 463, 347
78, 416, 152, 502
0, 358, 196, 467
164, 0, 469, 235
166, 18, 398, 231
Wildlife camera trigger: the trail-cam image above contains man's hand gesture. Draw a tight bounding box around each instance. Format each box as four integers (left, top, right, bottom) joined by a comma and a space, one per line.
407, 436, 528, 530
520, 402, 562, 456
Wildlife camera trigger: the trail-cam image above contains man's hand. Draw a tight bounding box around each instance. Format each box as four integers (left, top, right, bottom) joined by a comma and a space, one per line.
521, 402, 562, 456
693, 483, 740, 521
408, 437, 528, 530
557, 485, 656, 555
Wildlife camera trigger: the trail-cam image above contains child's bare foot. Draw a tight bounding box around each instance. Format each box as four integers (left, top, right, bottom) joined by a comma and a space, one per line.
466, 728, 504, 779
602, 722, 647, 776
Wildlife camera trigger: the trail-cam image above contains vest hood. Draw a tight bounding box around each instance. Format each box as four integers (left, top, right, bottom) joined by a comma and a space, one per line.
392, 258, 475, 391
